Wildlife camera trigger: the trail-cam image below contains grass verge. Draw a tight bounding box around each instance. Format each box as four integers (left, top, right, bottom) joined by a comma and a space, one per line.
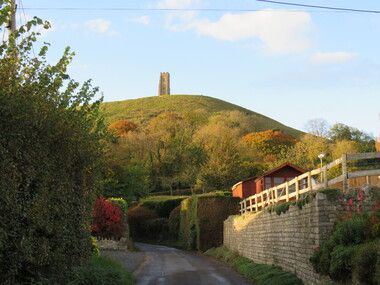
205, 246, 303, 285
68, 254, 135, 285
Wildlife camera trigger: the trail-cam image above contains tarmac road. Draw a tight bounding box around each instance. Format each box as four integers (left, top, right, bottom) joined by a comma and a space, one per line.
133, 243, 252, 285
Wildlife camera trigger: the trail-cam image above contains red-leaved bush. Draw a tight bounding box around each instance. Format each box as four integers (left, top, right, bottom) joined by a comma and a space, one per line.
92, 197, 125, 239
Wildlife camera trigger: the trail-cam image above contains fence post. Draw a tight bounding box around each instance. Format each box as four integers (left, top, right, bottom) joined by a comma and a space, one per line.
255, 195, 258, 212
295, 176, 299, 200
323, 165, 328, 188
275, 186, 278, 202
342, 153, 348, 192
286, 181, 289, 202
308, 171, 312, 190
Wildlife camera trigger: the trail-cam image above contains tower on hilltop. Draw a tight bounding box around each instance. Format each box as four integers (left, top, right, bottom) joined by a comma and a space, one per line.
158, 72, 170, 96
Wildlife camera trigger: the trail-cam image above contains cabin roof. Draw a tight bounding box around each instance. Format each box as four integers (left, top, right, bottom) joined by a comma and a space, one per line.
255, 162, 306, 180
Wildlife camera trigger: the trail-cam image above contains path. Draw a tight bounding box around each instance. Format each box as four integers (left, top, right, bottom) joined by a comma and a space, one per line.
133, 243, 251, 285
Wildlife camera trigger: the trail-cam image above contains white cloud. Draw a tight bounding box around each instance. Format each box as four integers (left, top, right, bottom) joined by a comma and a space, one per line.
131, 16, 151, 25
188, 10, 312, 55
84, 19, 118, 36
310, 52, 357, 65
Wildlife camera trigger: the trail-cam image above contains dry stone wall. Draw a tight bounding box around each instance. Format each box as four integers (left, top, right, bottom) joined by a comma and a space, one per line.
224, 193, 337, 285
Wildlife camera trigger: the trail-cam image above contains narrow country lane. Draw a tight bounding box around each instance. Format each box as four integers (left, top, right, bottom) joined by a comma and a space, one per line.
133, 243, 252, 285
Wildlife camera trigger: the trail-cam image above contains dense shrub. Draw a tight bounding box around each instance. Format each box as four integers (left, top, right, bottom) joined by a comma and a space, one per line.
168, 205, 181, 238
140, 197, 185, 218
0, 8, 107, 284
127, 205, 158, 239
180, 196, 240, 251
92, 197, 126, 239
107, 198, 128, 219
310, 206, 380, 283
68, 254, 134, 285
352, 240, 380, 284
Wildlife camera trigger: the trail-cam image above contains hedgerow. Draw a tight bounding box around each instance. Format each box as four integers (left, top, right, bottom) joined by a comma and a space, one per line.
179, 196, 240, 251
0, 5, 108, 284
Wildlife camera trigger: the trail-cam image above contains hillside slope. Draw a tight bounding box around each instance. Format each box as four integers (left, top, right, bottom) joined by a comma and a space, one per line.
101, 95, 303, 138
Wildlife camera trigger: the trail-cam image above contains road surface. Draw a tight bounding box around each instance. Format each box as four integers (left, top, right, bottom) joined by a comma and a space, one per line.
133, 243, 252, 285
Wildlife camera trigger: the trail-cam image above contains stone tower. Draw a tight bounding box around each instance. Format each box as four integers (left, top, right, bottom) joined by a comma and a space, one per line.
158, 72, 170, 96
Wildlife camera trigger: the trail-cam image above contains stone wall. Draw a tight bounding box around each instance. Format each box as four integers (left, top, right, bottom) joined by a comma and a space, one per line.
224, 193, 337, 285
224, 188, 379, 284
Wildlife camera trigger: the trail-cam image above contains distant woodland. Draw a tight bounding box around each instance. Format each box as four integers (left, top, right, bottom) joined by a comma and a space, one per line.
103, 109, 376, 201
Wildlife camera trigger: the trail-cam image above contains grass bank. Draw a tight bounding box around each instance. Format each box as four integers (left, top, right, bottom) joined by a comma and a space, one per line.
205, 246, 303, 285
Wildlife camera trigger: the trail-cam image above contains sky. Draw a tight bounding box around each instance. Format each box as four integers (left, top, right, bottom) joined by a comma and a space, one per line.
6, 0, 380, 137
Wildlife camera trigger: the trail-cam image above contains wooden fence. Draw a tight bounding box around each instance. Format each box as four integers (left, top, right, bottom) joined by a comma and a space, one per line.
240, 152, 380, 214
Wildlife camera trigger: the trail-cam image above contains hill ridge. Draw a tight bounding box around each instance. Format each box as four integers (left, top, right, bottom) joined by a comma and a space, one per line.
101, 95, 303, 138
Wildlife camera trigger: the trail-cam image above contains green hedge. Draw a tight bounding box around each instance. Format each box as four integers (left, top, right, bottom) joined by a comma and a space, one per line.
140, 197, 185, 218
168, 206, 181, 237
107, 197, 128, 219
0, 12, 107, 284
179, 196, 240, 251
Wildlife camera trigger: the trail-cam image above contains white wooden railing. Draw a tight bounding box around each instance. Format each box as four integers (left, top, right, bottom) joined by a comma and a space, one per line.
240, 152, 380, 214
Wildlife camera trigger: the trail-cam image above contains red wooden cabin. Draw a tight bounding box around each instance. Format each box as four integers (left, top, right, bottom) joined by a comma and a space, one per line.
232, 162, 306, 199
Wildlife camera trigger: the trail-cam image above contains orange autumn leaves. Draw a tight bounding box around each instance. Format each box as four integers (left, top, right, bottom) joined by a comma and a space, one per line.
242, 130, 297, 162
108, 120, 138, 137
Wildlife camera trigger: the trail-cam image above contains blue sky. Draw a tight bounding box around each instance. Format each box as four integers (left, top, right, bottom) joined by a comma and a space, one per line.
10, 0, 380, 137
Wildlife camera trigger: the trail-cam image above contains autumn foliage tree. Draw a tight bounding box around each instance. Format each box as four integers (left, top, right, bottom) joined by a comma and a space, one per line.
242, 130, 297, 162
109, 120, 138, 137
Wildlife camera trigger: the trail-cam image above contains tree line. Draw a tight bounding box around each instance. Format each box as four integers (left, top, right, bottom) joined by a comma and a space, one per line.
103, 115, 376, 201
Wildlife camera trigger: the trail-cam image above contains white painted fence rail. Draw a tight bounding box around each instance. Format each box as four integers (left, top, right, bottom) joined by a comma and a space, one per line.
240, 152, 380, 214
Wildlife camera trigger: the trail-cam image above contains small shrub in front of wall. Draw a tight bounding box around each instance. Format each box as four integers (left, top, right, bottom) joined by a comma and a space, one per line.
205, 246, 303, 285
310, 203, 380, 284
92, 197, 126, 240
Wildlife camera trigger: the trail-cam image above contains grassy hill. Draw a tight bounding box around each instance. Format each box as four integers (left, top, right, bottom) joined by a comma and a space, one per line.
101, 95, 303, 138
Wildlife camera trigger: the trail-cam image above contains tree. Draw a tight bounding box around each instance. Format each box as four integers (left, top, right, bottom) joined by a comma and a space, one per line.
242, 130, 297, 161
304, 118, 330, 138
272, 134, 330, 170
108, 120, 138, 137
330, 140, 358, 159
328, 123, 375, 153
0, 6, 107, 283
194, 124, 248, 189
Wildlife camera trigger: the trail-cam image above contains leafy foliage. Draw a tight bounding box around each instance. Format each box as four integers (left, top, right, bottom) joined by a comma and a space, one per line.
92, 197, 126, 239
0, 5, 107, 283
242, 130, 297, 158
108, 120, 137, 137
179, 195, 240, 251
310, 207, 380, 283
